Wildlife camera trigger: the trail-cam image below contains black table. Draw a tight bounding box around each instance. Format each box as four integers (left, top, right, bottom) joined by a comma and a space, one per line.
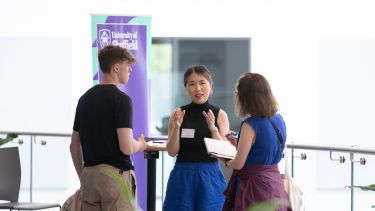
144, 138, 167, 211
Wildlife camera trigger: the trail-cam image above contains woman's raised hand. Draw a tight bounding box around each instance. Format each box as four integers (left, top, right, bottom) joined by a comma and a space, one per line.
203, 109, 217, 133
173, 108, 185, 129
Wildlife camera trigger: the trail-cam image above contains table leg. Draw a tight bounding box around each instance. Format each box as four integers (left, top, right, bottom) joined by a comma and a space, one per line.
145, 151, 159, 211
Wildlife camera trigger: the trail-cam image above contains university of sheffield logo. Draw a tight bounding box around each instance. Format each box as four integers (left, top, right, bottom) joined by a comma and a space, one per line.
99, 29, 111, 48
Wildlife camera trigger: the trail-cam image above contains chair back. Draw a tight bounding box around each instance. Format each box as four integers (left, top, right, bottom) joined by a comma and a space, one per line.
0, 147, 21, 202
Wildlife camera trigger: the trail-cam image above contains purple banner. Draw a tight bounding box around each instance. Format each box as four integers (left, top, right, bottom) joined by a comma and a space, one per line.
94, 21, 149, 211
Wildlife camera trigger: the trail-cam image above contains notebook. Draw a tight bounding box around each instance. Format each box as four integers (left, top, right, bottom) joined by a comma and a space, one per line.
203, 137, 237, 160
145, 136, 167, 148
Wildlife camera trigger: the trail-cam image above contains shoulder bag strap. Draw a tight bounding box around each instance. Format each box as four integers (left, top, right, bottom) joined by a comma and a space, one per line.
269, 118, 290, 175
269, 118, 285, 147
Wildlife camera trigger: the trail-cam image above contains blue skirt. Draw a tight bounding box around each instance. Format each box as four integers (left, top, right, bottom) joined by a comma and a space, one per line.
163, 162, 227, 211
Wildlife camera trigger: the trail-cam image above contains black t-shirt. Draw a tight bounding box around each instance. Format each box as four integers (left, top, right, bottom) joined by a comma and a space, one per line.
73, 84, 134, 171
176, 101, 220, 163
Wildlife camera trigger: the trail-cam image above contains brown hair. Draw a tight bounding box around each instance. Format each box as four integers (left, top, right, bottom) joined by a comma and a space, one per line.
235, 72, 278, 118
183, 64, 213, 87
98, 45, 136, 73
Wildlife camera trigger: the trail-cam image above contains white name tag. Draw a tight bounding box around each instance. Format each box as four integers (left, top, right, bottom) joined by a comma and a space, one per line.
181, 128, 195, 139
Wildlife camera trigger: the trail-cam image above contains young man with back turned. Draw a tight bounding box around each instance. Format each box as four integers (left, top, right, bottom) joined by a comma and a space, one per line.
70, 45, 147, 211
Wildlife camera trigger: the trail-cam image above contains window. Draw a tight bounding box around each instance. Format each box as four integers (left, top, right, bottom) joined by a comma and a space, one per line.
150, 37, 251, 135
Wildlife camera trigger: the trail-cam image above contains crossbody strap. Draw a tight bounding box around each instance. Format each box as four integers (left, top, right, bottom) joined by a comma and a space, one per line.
269, 118, 290, 175
269, 118, 285, 148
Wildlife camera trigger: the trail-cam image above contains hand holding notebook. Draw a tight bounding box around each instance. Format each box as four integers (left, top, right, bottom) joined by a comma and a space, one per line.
204, 137, 237, 160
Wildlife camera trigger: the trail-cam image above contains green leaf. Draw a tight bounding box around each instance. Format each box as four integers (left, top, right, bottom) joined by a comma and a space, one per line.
106, 170, 137, 210
345, 184, 375, 191
247, 199, 290, 211
0, 133, 18, 145
7, 133, 18, 139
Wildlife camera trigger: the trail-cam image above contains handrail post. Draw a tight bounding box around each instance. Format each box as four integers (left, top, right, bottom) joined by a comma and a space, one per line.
350, 153, 354, 211
291, 149, 295, 177
30, 135, 33, 202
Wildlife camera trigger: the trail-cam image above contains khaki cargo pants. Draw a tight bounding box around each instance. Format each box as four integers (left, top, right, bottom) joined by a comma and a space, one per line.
80, 164, 137, 211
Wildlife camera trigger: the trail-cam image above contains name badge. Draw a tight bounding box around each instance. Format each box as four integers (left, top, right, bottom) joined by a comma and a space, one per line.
181, 128, 195, 139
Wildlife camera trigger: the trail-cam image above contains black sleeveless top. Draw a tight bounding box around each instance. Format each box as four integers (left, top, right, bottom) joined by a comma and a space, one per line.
176, 101, 220, 163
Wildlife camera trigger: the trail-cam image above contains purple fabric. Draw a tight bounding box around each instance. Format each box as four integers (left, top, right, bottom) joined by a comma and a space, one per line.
223, 164, 289, 211
106, 16, 135, 24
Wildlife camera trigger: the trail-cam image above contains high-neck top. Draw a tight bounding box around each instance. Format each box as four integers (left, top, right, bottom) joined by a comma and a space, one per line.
189, 101, 210, 110
176, 101, 221, 163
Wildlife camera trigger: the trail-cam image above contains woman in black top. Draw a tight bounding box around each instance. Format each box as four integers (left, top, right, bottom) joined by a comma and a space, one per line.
163, 65, 230, 211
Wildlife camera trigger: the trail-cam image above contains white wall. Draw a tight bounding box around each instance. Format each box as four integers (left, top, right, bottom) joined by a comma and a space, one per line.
0, 37, 72, 133
0, 0, 372, 137
1, 0, 374, 141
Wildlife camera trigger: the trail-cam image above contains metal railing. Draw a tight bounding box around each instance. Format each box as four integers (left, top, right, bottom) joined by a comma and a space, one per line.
287, 142, 375, 211
0, 131, 70, 202
3, 130, 375, 211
